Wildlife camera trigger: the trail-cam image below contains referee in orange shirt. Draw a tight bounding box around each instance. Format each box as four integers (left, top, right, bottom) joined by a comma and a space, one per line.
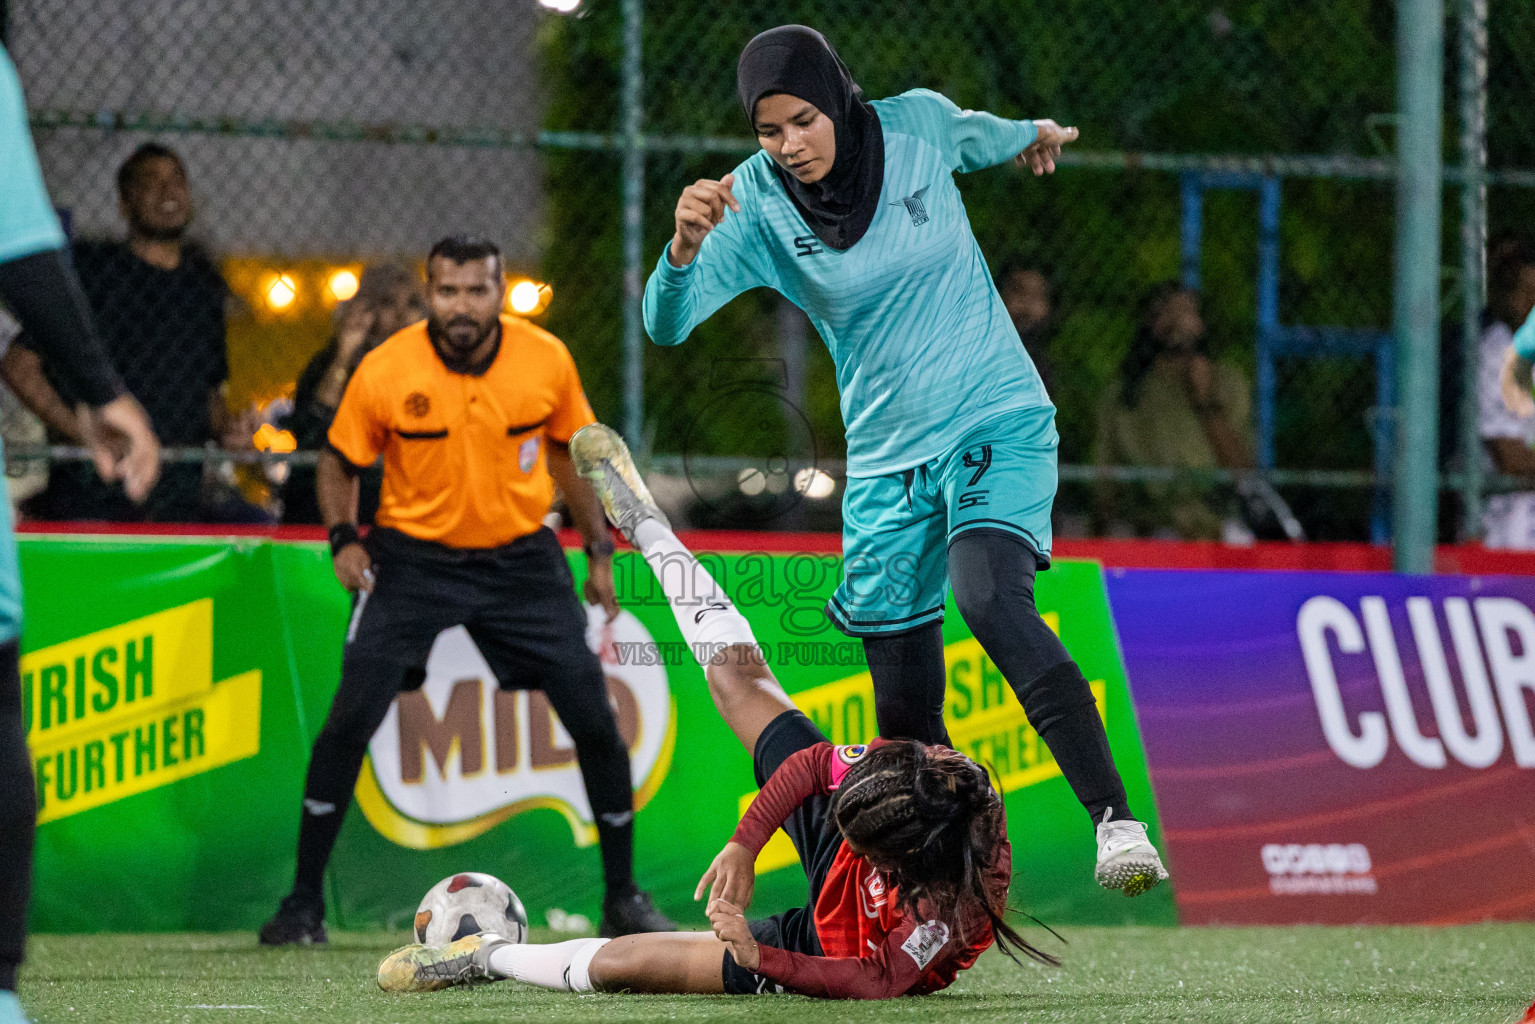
260, 236, 676, 944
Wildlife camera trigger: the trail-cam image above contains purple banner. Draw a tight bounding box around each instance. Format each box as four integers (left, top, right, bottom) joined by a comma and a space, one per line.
1107, 569, 1535, 925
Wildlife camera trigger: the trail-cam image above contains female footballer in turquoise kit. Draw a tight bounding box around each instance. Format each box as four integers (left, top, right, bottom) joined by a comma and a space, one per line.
644, 25, 1167, 894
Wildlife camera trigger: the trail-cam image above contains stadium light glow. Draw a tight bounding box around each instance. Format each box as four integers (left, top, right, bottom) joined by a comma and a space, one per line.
507, 279, 552, 316
538, 0, 581, 12
737, 466, 767, 497
253, 423, 298, 453
263, 272, 298, 311
509, 280, 541, 314
325, 268, 360, 304
794, 467, 837, 499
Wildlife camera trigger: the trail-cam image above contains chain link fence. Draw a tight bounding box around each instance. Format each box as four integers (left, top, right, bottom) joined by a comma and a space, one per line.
5, 0, 1534, 542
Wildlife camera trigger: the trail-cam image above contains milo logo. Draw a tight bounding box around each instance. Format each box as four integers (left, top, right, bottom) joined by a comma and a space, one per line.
357, 607, 675, 849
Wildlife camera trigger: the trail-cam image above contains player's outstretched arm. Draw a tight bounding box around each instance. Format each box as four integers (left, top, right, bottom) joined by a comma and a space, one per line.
668, 173, 740, 268
700, 744, 834, 910
77, 396, 159, 502
896, 89, 1074, 175
0, 341, 82, 440
643, 171, 770, 347
749, 912, 926, 1000
0, 249, 160, 501
1014, 120, 1079, 176
695, 840, 756, 910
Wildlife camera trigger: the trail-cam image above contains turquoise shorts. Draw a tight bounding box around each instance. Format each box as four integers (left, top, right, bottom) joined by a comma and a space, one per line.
826, 406, 1057, 638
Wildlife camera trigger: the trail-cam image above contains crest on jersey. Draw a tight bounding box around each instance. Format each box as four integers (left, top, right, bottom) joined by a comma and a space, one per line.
405, 392, 431, 417
859, 865, 890, 919
837, 743, 870, 766
890, 185, 931, 227
518, 436, 540, 473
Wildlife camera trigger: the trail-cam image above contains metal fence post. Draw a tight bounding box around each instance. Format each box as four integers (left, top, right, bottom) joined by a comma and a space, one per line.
621, 0, 645, 447
1458, 0, 1489, 541
1392, 0, 1445, 573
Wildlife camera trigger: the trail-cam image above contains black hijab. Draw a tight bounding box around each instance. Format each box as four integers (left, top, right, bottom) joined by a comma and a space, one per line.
736, 25, 884, 251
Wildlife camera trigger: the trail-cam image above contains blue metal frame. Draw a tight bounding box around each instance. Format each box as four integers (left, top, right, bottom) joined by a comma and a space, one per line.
1179, 172, 1394, 542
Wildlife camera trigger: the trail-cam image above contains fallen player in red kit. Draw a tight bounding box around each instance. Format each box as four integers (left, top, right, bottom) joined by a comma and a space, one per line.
377, 425, 1059, 998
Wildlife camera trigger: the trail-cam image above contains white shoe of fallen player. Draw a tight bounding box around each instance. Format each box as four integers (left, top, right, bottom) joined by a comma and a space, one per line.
568, 423, 669, 545
377, 933, 509, 992
1094, 808, 1170, 897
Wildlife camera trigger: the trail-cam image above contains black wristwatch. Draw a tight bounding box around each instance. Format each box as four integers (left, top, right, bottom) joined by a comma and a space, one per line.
584, 537, 616, 560
328, 523, 362, 557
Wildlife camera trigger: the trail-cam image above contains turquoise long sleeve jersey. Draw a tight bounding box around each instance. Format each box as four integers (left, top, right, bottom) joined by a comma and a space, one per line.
643, 88, 1052, 478
0, 45, 67, 264
1509, 305, 1535, 364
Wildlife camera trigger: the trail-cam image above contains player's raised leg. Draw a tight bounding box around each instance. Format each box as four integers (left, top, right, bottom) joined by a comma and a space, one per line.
943, 410, 1168, 896
570, 424, 794, 754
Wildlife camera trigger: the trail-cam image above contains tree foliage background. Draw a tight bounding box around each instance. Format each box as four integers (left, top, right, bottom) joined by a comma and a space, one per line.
539, 0, 1535, 538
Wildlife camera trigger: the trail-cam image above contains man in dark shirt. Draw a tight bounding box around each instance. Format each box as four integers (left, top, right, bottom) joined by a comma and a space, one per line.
996, 262, 1057, 396
26, 142, 253, 522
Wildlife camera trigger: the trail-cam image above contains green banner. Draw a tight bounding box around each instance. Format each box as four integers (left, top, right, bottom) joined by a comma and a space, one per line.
22, 536, 1172, 932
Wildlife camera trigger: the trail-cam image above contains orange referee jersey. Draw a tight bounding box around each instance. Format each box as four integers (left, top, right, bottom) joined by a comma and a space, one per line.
326, 315, 596, 549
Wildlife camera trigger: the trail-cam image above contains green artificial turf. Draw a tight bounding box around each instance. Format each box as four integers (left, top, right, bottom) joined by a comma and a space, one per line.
18, 924, 1535, 1024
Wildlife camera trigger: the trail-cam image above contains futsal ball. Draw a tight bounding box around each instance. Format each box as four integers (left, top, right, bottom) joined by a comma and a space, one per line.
413, 872, 528, 946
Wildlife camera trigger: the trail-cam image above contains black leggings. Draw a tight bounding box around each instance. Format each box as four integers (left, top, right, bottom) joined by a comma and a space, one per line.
863, 531, 1132, 824
0, 640, 33, 991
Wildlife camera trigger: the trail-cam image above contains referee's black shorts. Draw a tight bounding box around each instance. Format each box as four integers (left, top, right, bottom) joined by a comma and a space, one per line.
331, 526, 608, 736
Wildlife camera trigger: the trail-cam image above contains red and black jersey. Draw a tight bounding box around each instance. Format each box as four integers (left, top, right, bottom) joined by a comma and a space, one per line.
731, 739, 1012, 999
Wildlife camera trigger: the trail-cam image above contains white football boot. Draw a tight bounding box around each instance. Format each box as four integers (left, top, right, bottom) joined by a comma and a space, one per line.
1094, 808, 1170, 897
377, 933, 510, 992
568, 423, 669, 543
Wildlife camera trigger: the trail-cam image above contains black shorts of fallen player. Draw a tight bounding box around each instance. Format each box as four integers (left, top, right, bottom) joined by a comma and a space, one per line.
720, 709, 844, 996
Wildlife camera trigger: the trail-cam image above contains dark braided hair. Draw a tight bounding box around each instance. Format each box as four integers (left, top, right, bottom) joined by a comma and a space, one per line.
828, 740, 1060, 967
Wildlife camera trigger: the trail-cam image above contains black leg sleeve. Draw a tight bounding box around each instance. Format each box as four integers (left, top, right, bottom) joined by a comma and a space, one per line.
949, 531, 1133, 825
540, 656, 636, 895
0, 640, 34, 992
292, 654, 405, 897
862, 621, 950, 745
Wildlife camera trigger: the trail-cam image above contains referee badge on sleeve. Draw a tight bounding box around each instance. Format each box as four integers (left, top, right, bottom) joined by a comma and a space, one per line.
518, 436, 540, 473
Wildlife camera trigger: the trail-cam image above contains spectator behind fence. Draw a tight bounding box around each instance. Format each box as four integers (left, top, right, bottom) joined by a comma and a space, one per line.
1093, 282, 1255, 540
1483, 240, 1535, 548
17, 142, 267, 523
997, 262, 1056, 396
280, 264, 425, 525
0, 309, 47, 511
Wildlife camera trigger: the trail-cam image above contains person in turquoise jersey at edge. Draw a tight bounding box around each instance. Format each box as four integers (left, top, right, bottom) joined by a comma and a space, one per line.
644, 25, 1168, 897
0, 43, 161, 1024
1496, 300, 1535, 419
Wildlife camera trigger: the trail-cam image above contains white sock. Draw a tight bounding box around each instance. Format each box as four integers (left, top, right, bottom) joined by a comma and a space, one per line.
632, 519, 760, 667
487, 938, 609, 993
